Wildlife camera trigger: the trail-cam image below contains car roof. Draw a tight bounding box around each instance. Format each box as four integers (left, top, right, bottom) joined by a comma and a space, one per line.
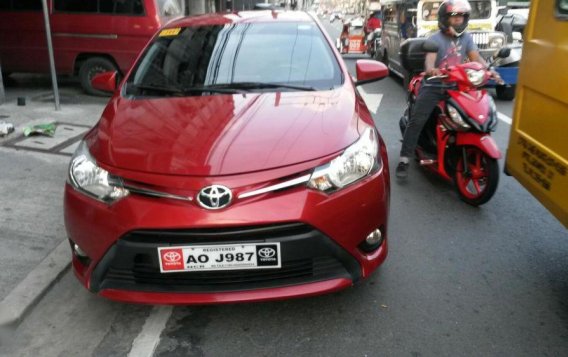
166, 10, 315, 28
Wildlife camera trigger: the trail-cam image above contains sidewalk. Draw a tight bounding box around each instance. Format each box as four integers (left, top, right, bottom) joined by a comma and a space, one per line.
0, 75, 107, 324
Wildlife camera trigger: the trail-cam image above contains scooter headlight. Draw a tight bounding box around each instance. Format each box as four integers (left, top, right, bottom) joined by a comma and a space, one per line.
466, 69, 485, 86
447, 105, 471, 131
308, 127, 381, 192
68, 141, 129, 204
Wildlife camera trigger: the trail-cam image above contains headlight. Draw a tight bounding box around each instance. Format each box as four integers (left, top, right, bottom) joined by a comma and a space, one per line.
308, 127, 380, 192
489, 37, 504, 49
447, 105, 471, 130
68, 141, 129, 203
465, 69, 485, 86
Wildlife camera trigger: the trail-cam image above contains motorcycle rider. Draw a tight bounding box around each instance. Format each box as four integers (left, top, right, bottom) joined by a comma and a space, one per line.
364, 10, 382, 39
396, 0, 502, 179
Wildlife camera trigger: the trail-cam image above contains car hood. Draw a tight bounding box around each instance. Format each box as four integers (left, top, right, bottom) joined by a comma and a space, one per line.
90, 87, 360, 176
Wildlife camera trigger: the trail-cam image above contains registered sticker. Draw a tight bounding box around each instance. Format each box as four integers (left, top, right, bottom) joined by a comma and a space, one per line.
159, 28, 182, 37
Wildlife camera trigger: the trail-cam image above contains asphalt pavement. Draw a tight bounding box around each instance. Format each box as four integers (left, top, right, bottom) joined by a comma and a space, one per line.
0, 19, 566, 357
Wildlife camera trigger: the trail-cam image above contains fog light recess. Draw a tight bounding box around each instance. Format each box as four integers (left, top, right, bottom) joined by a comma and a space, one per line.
71, 241, 91, 265
73, 243, 88, 258
359, 228, 384, 253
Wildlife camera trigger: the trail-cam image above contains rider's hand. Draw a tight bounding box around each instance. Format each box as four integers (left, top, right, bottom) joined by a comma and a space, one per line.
490, 70, 505, 85
426, 68, 443, 77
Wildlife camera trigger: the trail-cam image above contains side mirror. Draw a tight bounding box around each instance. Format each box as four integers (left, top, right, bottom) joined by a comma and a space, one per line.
422, 40, 439, 53
91, 71, 118, 93
497, 6, 508, 15
355, 60, 389, 86
496, 47, 511, 59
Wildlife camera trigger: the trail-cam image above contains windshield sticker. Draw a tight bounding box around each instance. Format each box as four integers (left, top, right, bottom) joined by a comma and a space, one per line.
159, 28, 182, 37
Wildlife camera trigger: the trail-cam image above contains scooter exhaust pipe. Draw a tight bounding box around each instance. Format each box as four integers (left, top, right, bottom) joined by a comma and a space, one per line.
419, 159, 437, 166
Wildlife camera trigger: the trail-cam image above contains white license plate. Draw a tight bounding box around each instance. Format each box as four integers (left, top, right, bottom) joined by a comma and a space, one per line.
157, 243, 281, 273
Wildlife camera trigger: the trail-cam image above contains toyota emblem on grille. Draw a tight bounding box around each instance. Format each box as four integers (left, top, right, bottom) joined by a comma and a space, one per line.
163, 251, 181, 263
197, 185, 232, 210
258, 247, 276, 258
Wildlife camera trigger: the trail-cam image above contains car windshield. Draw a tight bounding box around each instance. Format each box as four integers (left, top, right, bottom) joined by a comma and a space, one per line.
126, 22, 343, 97
421, 0, 492, 21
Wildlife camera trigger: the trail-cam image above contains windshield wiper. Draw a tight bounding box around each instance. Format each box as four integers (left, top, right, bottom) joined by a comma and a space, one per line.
210, 82, 318, 92
181, 85, 245, 94
131, 83, 243, 95
131, 83, 183, 94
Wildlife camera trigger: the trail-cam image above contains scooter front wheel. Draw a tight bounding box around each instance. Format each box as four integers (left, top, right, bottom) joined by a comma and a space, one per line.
454, 146, 499, 206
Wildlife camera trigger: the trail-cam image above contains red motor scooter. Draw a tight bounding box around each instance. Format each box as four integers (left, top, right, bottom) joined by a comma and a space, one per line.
399, 39, 510, 205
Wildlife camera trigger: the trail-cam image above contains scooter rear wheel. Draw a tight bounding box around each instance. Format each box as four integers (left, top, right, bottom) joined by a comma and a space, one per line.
454, 146, 499, 206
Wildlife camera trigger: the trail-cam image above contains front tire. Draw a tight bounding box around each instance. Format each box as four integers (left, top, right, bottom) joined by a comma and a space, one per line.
454, 146, 499, 206
79, 57, 117, 96
496, 85, 516, 101
380, 51, 388, 67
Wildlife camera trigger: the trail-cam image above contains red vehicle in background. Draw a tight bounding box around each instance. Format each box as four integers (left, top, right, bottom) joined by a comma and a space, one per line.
338, 17, 367, 55
0, 0, 184, 95
364, 1, 382, 58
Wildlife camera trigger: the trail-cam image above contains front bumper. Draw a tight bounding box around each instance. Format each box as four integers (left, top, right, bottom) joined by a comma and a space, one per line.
65, 159, 389, 304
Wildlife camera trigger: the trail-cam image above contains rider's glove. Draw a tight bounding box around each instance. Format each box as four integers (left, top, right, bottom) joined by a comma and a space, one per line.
426, 68, 443, 77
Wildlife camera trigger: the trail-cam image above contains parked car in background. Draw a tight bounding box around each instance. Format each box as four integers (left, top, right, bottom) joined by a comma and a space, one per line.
0, 0, 184, 95
64, 11, 391, 304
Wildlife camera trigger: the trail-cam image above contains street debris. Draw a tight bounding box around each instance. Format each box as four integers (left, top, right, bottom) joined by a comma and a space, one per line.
0, 121, 14, 137
23, 122, 57, 137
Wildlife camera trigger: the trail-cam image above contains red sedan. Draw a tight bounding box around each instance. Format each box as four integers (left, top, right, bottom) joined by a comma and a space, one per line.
64, 10, 391, 304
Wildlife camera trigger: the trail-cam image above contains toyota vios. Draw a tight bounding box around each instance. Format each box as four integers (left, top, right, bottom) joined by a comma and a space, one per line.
64, 11, 390, 304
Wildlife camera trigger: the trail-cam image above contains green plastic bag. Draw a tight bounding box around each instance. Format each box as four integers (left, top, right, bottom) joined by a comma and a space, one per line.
23, 123, 57, 137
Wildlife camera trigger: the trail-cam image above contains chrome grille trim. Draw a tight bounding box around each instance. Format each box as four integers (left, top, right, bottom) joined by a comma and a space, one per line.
238, 174, 311, 199
124, 184, 193, 202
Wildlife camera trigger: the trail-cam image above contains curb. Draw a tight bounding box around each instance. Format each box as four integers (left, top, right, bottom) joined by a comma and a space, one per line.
0, 239, 71, 326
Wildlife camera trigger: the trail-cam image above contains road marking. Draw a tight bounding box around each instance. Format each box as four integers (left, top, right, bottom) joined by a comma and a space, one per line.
358, 87, 383, 115
497, 112, 512, 125
128, 305, 173, 357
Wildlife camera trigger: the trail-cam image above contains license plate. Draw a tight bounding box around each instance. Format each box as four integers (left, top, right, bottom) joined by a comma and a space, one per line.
157, 243, 281, 273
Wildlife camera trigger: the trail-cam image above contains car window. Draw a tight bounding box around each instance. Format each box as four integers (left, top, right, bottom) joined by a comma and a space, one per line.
128, 22, 343, 95
559, 0, 568, 17
0, 0, 41, 11
54, 0, 144, 15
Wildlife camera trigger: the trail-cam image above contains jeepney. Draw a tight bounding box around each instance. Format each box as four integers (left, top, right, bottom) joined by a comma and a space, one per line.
379, 0, 511, 94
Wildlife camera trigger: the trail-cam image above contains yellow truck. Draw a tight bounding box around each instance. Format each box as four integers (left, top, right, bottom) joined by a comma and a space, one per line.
505, 0, 568, 228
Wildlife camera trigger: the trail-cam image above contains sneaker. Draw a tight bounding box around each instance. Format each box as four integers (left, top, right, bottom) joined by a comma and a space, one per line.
395, 161, 409, 179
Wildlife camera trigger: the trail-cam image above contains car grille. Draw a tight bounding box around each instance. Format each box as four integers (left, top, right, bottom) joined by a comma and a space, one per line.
90, 223, 361, 293
470, 31, 490, 49
105, 256, 342, 287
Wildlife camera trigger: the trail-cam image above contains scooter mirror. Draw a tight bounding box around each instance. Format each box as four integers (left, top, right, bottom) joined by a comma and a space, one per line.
496, 48, 511, 59
422, 40, 439, 53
